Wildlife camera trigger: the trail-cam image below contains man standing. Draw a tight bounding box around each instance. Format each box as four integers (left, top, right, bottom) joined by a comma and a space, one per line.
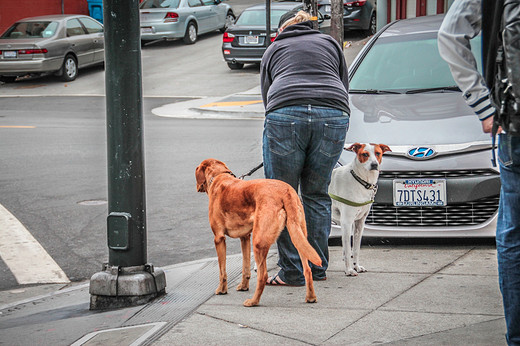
438, 1, 520, 344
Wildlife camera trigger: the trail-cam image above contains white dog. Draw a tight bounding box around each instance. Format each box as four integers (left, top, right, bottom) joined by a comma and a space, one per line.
329, 143, 391, 276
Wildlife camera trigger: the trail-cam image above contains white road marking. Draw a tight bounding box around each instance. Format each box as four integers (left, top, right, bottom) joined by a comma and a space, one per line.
0, 204, 69, 284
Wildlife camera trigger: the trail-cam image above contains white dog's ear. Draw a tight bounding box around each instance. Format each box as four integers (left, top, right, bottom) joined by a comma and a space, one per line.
379, 144, 392, 154
346, 143, 363, 153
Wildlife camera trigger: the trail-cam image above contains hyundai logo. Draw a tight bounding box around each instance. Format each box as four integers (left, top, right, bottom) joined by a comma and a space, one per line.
407, 147, 436, 159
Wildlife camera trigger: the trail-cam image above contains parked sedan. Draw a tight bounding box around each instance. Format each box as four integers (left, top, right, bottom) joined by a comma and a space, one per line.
318, 0, 377, 35
0, 15, 104, 83
330, 14, 499, 238
222, 2, 319, 70
140, 0, 235, 45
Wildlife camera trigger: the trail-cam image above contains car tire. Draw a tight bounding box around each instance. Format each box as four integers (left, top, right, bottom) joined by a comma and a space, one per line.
183, 22, 198, 44
220, 12, 236, 33
227, 62, 244, 70
59, 54, 78, 81
366, 13, 377, 36
0, 76, 17, 83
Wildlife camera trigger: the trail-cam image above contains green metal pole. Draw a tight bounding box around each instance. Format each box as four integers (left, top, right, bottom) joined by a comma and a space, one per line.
104, 0, 146, 267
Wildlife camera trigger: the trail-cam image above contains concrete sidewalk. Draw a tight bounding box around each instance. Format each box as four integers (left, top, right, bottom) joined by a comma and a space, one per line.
0, 245, 506, 345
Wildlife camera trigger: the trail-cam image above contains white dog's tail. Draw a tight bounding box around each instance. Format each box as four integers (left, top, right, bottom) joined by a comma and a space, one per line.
283, 190, 322, 267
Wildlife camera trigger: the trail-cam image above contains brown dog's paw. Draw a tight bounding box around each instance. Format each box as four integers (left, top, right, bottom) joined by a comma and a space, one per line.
215, 288, 228, 295
305, 296, 317, 303
243, 299, 258, 307
236, 283, 249, 291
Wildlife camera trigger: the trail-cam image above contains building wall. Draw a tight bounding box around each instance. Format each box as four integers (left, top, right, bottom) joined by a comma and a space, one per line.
0, 0, 89, 34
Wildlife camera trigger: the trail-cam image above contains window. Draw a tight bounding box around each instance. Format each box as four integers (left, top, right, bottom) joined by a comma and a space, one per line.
1, 21, 57, 39
79, 17, 103, 34
66, 19, 86, 36
350, 35, 482, 92
201, 0, 215, 5
188, 0, 202, 8
139, 0, 180, 9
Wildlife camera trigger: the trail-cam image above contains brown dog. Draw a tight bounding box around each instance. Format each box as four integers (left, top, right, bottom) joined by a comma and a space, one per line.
196, 158, 322, 307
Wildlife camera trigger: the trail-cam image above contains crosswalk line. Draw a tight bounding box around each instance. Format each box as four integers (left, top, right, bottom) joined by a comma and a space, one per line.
0, 204, 69, 284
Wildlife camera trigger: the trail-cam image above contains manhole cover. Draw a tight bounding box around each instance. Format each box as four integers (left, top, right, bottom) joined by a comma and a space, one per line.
78, 200, 107, 206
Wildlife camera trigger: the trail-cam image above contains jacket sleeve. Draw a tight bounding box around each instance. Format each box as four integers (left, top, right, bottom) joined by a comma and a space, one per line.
438, 0, 496, 121
503, 0, 520, 103
260, 49, 273, 109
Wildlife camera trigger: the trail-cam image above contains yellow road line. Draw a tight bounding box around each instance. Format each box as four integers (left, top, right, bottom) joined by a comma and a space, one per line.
0, 126, 36, 128
200, 100, 262, 108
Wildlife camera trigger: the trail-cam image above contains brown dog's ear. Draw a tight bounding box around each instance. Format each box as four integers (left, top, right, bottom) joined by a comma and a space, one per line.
195, 164, 207, 193
379, 144, 392, 154
346, 143, 363, 153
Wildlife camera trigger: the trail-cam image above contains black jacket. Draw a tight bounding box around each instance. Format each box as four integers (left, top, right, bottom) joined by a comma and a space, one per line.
483, 0, 520, 102
260, 21, 349, 114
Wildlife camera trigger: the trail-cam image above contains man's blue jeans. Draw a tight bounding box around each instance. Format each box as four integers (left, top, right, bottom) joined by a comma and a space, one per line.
262, 105, 349, 285
497, 133, 520, 346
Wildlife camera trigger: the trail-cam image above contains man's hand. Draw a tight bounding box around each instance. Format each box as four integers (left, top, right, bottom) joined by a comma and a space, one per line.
481, 116, 502, 134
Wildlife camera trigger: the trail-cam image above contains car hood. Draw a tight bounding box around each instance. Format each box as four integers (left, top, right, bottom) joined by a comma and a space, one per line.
345, 92, 491, 146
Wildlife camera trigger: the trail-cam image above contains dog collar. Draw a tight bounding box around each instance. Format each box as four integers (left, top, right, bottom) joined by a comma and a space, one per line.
350, 170, 378, 191
208, 171, 236, 188
329, 193, 374, 207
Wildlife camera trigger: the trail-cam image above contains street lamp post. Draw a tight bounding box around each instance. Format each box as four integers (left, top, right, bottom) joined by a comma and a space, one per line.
89, 0, 166, 310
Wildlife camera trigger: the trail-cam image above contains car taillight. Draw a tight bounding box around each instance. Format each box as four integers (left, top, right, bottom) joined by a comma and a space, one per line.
18, 49, 48, 54
223, 32, 235, 43
164, 12, 179, 22
345, 0, 367, 6
270, 32, 277, 42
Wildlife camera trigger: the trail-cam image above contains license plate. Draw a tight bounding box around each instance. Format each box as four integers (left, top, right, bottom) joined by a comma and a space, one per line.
245, 35, 259, 44
393, 179, 447, 207
3, 51, 17, 58
141, 27, 153, 34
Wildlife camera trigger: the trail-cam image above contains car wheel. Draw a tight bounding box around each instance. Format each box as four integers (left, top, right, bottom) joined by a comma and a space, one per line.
59, 54, 78, 81
227, 62, 244, 70
366, 13, 377, 36
0, 76, 17, 83
220, 12, 236, 33
183, 22, 198, 44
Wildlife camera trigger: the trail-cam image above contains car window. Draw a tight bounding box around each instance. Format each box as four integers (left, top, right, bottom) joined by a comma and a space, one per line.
78, 17, 103, 34
350, 35, 482, 92
66, 19, 86, 36
201, 0, 215, 5
235, 9, 290, 27
139, 0, 180, 9
188, 0, 203, 7
1, 21, 57, 39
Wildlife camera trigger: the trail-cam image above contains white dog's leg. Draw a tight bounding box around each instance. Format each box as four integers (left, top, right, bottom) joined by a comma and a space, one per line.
352, 218, 367, 274
341, 218, 357, 276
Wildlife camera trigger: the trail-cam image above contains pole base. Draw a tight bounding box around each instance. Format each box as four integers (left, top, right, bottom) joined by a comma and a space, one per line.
89, 263, 166, 310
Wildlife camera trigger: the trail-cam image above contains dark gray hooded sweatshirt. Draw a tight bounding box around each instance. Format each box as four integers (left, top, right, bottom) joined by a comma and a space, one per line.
260, 21, 350, 114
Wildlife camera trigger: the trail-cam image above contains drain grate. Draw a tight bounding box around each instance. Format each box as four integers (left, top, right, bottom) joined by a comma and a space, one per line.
124, 256, 245, 342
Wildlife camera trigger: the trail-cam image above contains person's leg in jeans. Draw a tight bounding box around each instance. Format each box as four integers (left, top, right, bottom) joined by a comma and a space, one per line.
496, 134, 520, 345
300, 106, 349, 280
263, 106, 307, 285
263, 105, 348, 285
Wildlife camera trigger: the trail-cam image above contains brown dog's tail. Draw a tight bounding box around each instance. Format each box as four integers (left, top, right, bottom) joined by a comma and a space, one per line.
283, 189, 322, 267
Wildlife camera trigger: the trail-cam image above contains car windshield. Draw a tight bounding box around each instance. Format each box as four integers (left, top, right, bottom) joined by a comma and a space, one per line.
235, 9, 291, 27
350, 34, 482, 93
140, 0, 180, 9
1, 21, 59, 39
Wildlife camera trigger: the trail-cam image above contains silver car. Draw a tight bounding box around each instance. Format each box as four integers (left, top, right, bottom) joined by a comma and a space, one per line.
0, 15, 104, 83
330, 15, 499, 239
140, 0, 235, 45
